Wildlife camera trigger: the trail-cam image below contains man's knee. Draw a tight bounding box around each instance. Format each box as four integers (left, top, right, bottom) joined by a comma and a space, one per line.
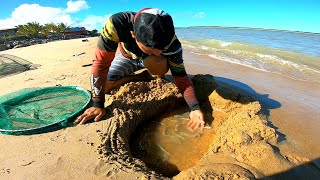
143, 55, 169, 76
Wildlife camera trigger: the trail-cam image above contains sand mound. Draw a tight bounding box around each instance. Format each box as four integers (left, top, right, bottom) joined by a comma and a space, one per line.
96, 78, 181, 178
96, 74, 310, 179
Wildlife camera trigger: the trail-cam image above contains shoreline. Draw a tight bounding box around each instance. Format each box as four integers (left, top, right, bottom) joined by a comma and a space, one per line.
182, 51, 320, 159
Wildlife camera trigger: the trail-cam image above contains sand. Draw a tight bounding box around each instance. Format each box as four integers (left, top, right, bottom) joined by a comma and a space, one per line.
182, 51, 320, 159
0, 37, 319, 179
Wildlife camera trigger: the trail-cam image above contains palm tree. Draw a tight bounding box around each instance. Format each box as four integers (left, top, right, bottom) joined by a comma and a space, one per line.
16, 24, 29, 36
16, 22, 43, 37
56, 23, 69, 35
89, 29, 98, 36
26, 22, 43, 37
43, 22, 57, 36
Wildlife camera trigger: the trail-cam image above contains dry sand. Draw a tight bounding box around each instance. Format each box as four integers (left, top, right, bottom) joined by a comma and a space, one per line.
0, 37, 319, 179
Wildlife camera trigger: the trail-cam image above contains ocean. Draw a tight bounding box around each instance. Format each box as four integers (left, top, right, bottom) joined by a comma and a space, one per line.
175, 27, 320, 83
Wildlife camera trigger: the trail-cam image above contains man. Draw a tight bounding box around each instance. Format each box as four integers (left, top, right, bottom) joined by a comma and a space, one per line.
75, 8, 205, 131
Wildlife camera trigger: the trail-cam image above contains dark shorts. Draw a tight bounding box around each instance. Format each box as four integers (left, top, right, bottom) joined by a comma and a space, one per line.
107, 53, 145, 81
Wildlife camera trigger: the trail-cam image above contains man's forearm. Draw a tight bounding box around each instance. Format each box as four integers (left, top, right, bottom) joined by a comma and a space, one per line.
173, 75, 200, 111
91, 48, 115, 108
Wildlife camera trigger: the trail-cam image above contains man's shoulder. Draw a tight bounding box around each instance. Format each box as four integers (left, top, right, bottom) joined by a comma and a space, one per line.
162, 36, 182, 56
102, 11, 136, 42
110, 11, 136, 24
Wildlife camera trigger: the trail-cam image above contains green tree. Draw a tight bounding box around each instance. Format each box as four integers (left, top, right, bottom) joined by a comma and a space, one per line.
43, 22, 57, 36
87, 29, 98, 36
90, 29, 98, 36
56, 23, 69, 34
16, 22, 43, 37
25, 22, 43, 37
16, 24, 29, 36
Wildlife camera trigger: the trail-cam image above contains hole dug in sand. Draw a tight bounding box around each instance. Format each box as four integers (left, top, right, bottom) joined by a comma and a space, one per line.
97, 75, 311, 179
130, 104, 215, 177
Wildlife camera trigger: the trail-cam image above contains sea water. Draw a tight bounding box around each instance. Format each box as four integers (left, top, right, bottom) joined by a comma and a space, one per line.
176, 27, 320, 83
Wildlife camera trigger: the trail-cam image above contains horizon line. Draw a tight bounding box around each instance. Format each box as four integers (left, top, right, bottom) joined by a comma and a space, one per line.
175, 25, 320, 35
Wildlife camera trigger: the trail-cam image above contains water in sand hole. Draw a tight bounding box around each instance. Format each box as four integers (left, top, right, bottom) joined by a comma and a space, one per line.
130, 105, 215, 177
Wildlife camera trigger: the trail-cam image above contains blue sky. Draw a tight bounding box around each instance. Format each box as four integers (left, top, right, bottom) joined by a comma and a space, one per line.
0, 0, 319, 33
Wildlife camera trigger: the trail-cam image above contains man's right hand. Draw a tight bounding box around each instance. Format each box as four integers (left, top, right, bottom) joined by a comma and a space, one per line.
74, 107, 106, 125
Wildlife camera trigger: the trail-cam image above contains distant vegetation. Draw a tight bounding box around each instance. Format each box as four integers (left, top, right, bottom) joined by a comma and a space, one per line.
1, 22, 99, 42
16, 22, 69, 37
0, 22, 99, 50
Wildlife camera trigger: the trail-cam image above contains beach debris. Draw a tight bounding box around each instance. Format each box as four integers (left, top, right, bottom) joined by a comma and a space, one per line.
1, 168, 11, 174
82, 39, 89, 42
21, 161, 35, 166
73, 52, 85, 57
82, 63, 92, 67
24, 78, 34, 82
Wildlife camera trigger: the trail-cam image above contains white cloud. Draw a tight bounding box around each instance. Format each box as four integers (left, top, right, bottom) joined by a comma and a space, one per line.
0, 4, 73, 29
0, 1, 106, 30
65, 0, 89, 13
193, 12, 206, 18
76, 15, 110, 30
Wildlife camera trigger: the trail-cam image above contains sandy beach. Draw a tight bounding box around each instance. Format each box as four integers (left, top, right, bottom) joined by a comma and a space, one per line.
183, 51, 320, 158
0, 37, 319, 179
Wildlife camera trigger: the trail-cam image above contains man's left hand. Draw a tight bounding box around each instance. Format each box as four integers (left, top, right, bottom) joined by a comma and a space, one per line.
187, 109, 205, 131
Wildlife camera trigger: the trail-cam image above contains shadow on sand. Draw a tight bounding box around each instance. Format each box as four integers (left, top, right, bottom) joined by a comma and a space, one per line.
264, 158, 320, 179
212, 76, 286, 142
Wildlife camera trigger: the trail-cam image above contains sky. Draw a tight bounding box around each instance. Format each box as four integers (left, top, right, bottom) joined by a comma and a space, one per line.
0, 0, 319, 33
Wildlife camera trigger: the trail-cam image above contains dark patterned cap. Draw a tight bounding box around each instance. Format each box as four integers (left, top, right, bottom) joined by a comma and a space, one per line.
133, 8, 175, 50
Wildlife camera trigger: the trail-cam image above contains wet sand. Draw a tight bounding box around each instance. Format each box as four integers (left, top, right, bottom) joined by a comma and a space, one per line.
0, 37, 319, 179
130, 105, 216, 177
182, 51, 320, 160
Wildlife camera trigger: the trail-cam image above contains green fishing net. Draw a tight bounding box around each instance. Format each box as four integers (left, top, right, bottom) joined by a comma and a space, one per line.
0, 86, 91, 135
